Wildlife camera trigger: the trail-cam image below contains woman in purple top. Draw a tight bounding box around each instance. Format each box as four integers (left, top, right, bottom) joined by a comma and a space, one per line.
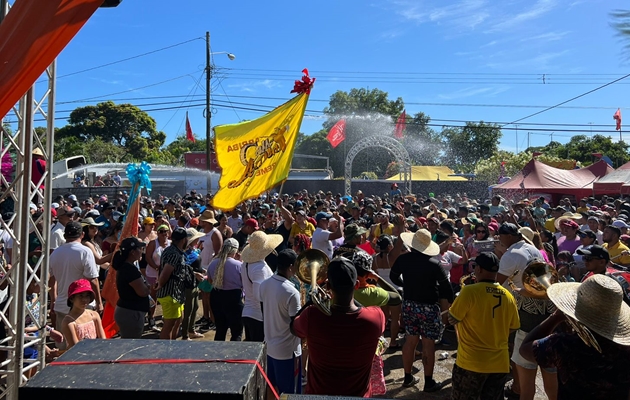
207, 238, 243, 341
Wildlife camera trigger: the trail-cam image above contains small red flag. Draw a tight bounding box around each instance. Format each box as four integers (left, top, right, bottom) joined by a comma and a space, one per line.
185, 112, 195, 142
327, 119, 346, 148
394, 110, 406, 139
614, 108, 622, 131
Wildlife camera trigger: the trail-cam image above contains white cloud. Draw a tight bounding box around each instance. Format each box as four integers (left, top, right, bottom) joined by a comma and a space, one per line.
438, 85, 510, 99
227, 79, 281, 92
521, 31, 571, 42
487, 0, 558, 32
392, 0, 490, 31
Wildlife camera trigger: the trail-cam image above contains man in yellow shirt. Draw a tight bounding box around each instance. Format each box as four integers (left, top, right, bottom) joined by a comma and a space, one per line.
449, 252, 520, 400
602, 225, 630, 266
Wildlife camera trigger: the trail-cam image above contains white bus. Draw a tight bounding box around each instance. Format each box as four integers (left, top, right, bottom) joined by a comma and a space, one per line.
52, 156, 87, 188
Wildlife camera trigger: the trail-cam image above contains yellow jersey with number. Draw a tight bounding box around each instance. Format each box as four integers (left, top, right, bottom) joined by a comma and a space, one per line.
449, 281, 520, 373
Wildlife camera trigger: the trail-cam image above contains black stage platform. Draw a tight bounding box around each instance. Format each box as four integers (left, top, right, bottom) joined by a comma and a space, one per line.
20, 339, 267, 400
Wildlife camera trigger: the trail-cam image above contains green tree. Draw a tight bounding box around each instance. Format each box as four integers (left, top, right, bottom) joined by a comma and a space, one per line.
163, 135, 208, 165
57, 101, 167, 160
294, 129, 334, 170
530, 135, 629, 167
440, 121, 502, 173
474, 151, 571, 184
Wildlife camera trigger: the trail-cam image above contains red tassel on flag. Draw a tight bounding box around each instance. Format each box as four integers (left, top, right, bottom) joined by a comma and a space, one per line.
327, 119, 346, 148
394, 110, 406, 139
614, 108, 622, 131
185, 112, 195, 142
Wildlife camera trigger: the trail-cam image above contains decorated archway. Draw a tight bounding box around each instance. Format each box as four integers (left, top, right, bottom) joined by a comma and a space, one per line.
345, 135, 411, 195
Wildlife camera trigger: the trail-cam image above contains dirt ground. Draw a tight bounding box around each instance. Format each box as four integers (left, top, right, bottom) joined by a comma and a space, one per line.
142, 306, 549, 399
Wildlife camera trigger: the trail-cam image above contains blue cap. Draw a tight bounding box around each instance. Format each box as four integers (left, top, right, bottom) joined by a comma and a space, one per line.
315, 211, 333, 222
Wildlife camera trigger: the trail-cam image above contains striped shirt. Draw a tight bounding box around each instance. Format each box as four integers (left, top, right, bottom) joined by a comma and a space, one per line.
157, 244, 187, 303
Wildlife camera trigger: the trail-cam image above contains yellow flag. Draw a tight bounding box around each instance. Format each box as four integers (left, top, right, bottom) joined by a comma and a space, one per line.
212, 93, 309, 211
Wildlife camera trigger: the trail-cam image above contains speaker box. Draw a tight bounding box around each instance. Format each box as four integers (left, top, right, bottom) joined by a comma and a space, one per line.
20, 339, 267, 400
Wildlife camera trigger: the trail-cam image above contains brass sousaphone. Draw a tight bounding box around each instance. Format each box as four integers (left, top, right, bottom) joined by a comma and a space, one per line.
295, 249, 332, 316
508, 260, 602, 353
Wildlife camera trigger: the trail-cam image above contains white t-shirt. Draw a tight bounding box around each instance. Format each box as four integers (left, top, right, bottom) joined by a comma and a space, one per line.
259, 274, 302, 360
436, 251, 462, 281
498, 241, 542, 290
0, 229, 12, 264
312, 227, 333, 259
241, 260, 273, 321
49, 241, 99, 314
227, 216, 243, 233
50, 222, 66, 250
199, 228, 219, 269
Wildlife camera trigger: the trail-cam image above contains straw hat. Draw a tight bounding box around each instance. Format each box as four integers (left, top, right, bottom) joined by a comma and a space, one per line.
554, 212, 582, 230
547, 274, 630, 345
518, 226, 535, 244
427, 211, 447, 220
185, 228, 204, 247
32, 148, 43, 156
240, 231, 284, 263
400, 229, 440, 256
199, 209, 217, 224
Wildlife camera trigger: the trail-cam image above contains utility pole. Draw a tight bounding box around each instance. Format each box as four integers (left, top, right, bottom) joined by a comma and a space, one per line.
205, 31, 212, 172
527, 132, 530, 149
515, 124, 519, 153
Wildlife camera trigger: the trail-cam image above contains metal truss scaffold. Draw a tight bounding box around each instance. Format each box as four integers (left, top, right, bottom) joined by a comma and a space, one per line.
0, 1, 56, 398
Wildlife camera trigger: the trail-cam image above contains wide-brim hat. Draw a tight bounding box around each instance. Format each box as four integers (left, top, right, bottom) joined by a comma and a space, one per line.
427, 211, 447, 221
400, 229, 440, 256
186, 228, 204, 246
81, 217, 105, 227
241, 231, 284, 263
547, 274, 630, 346
554, 212, 583, 230
199, 209, 217, 224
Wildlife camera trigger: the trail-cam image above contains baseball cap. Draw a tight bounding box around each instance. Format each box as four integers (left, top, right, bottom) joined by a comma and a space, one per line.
577, 245, 610, 261
498, 223, 519, 236
277, 249, 298, 270
244, 218, 259, 230
327, 257, 358, 290
613, 220, 630, 229
578, 229, 597, 240
56, 206, 76, 218
64, 221, 83, 239
171, 227, 188, 241
472, 252, 500, 272
561, 219, 579, 229
119, 237, 147, 252
315, 211, 333, 222
295, 210, 306, 217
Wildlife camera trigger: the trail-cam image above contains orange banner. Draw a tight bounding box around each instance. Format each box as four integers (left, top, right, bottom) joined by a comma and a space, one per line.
0, 0, 102, 118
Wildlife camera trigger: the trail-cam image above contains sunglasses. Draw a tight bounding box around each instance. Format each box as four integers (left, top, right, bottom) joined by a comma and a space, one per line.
476, 230, 486, 233
158, 230, 169, 234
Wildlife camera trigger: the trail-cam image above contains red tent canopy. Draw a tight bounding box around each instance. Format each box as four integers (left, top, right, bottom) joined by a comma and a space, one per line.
494, 159, 613, 200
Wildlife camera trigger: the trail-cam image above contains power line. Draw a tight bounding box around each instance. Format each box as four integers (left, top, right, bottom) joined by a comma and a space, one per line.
505, 72, 630, 126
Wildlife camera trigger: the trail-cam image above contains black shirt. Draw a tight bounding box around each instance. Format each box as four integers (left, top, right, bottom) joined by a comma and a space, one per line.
233, 229, 249, 251
390, 249, 453, 305
264, 223, 291, 271
116, 261, 150, 312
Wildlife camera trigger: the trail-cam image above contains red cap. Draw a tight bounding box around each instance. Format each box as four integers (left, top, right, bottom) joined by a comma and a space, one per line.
244, 218, 259, 230
561, 219, 579, 229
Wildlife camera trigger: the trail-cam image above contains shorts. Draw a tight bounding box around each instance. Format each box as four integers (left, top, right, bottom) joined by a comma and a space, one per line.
511, 329, 556, 373
158, 296, 184, 320
402, 300, 443, 340
267, 355, 302, 394
451, 363, 507, 400
145, 276, 157, 286
198, 279, 213, 293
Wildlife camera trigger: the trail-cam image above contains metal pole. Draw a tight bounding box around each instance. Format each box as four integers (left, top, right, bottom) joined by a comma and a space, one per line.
205, 31, 212, 172
515, 124, 518, 153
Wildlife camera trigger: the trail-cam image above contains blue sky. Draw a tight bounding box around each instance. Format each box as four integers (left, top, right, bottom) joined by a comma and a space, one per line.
27, 0, 630, 152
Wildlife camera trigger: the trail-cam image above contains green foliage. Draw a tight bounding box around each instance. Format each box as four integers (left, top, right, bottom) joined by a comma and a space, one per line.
56, 101, 166, 160
441, 121, 502, 173
527, 135, 630, 167
474, 151, 573, 184
163, 135, 207, 165
354, 171, 378, 180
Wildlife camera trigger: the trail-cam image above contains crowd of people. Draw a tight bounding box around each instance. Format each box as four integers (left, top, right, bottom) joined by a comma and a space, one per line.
3, 188, 630, 399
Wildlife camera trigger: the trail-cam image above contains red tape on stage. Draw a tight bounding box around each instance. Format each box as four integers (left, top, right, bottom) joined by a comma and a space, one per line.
49, 358, 280, 400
